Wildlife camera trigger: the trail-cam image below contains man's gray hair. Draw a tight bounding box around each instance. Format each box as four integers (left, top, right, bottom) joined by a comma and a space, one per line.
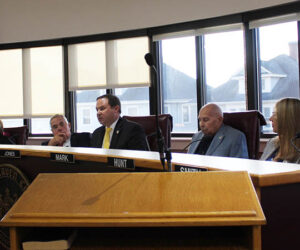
50, 114, 69, 128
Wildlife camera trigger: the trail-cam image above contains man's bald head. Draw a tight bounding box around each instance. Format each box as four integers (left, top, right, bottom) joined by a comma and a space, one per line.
198, 103, 223, 135
202, 103, 223, 117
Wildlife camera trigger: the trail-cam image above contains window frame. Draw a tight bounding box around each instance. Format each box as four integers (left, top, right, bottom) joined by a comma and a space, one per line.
0, 2, 299, 138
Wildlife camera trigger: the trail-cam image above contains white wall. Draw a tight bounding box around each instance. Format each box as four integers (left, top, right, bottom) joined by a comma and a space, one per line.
0, 0, 297, 44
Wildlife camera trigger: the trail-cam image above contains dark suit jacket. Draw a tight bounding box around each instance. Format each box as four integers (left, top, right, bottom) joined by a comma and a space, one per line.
91, 117, 149, 151
0, 134, 15, 144
41, 132, 91, 147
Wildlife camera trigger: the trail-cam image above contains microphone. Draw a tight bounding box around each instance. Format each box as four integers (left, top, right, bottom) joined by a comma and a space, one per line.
144, 53, 157, 73
144, 53, 154, 66
290, 132, 300, 153
144, 52, 172, 172
181, 139, 202, 152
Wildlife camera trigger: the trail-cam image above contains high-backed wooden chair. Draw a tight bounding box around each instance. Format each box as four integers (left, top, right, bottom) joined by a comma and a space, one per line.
223, 111, 266, 159
3, 126, 29, 145
123, 114, 173, 152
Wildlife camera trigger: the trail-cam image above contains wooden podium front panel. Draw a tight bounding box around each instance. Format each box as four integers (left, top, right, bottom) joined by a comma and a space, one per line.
1, 171, 265, 249
2, 171, 265, 228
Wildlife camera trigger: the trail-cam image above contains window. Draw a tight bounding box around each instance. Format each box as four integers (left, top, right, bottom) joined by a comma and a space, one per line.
68, 37, 150, 91
70, 37, 151, 132
261, 78, 267, 92
69, 41, 107, 89
82, 109, 91, 125
31, 118, 51, 134
0, 49, 23, 118
115, 87, 150, 116
75, 88, 150, 132
263, 106, 272, 132
0, 46, 64, 134
160, 36, 198, 133
126, 106, 138, 115
258, 21, 299, 133
159, 28, 245, 133
263, 107, 271, 118
25, 46, 64, 118
1, 5, 299, 139
76, 89, 106, 132
1, 119, 23, 128
28, 46, 64, 134
182, 105, 191, 123
204, 30, 246, 112
164, 105, 170, 115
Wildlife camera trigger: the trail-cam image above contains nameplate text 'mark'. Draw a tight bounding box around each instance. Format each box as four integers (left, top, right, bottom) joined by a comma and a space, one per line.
50, 153, 75, 164
0, 150, 21, 159
107, 157, 135, 170
175, 165, 208, 172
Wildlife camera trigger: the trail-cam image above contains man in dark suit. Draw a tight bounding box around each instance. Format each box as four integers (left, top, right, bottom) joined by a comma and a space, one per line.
91, 94, 148, 151
0, 120, 15, 144
42, 114, 90, 147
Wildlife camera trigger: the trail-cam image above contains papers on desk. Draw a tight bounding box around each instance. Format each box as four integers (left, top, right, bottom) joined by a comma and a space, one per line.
22, 228, 77, 250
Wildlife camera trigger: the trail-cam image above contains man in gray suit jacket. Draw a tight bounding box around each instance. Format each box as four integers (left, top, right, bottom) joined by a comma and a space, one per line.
188, 103, 248, 158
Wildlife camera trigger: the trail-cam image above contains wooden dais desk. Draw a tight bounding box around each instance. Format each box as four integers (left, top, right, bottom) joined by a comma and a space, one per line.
1, 145, 299, 249
1, 171, 265, 250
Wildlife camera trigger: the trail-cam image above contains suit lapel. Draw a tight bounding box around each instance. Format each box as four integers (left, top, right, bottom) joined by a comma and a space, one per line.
110, 118, 123, 148
98, 127, 105, 148
206, 125, 225, 155
191, 133, 204, 154
70, 134, 74, 147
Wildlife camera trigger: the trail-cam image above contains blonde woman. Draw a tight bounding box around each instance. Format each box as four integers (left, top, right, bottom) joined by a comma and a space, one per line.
260, 98, 300, 163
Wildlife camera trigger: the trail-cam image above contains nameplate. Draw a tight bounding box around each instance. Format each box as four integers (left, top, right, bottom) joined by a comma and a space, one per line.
0, 150, 21, 158
50, 153, 75, 164
174, 165, 208, 172
107, 157, 135, 170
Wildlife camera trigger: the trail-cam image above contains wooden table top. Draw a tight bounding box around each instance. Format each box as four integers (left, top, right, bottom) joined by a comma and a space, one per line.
1, 144, 300, 187
1, 171, 265, 228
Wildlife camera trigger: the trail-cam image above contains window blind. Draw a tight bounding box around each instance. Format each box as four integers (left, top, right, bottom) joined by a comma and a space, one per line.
68, 36, 150, 90
196, 23, 243, 35
153, 30, 196, 41
249, 13, 300, 29
0, 46, 64, 119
